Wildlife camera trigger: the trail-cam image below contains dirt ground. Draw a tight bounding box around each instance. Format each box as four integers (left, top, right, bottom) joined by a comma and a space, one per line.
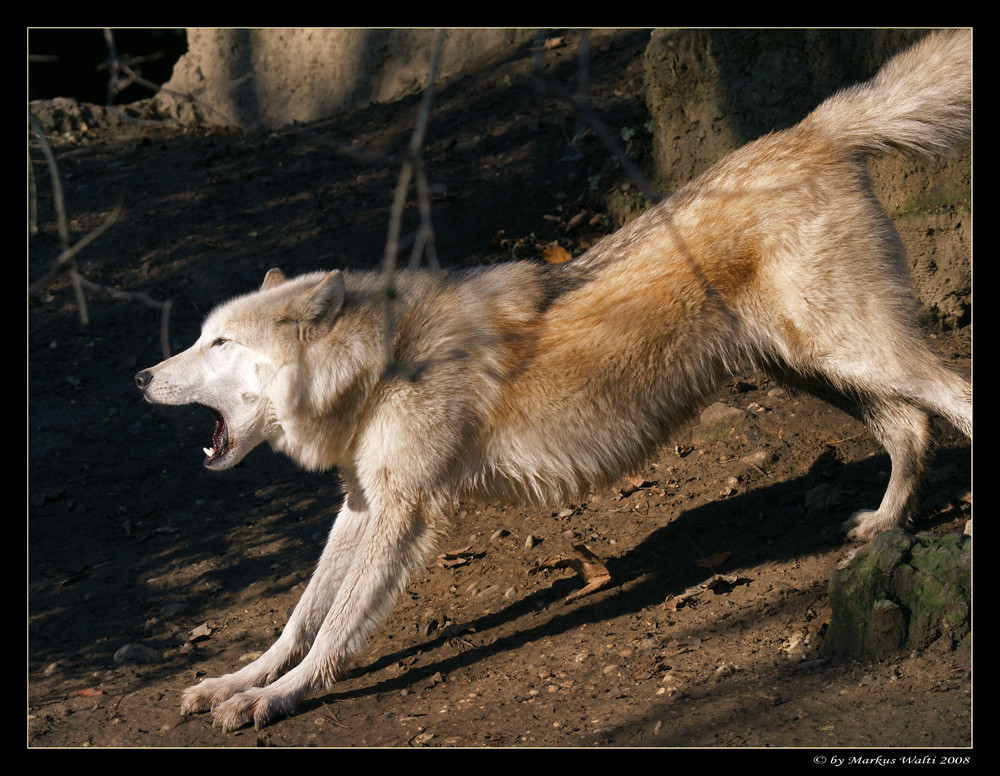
28, 31, 972, 751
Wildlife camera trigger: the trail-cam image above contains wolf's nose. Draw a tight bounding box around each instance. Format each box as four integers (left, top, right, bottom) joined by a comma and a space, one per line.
135, 370, 153, 391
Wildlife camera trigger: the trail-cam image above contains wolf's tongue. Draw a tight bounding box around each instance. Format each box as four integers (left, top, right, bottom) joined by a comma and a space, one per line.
203, 410, 229, 460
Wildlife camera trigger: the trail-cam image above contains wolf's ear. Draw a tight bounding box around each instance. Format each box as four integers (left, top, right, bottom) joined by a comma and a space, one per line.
261, 268, 288, 290
296, 270, 346, 340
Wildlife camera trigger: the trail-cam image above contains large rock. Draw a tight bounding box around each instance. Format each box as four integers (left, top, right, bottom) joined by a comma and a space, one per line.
823, 529, 971, 661
643, 29, 971, 328
151, 28, 535, 129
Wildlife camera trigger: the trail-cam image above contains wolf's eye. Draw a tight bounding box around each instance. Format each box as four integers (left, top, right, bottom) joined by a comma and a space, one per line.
212, 337, 229, 347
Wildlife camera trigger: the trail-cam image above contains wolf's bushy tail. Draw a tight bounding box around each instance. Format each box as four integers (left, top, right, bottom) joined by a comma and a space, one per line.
800, 29, 971, 159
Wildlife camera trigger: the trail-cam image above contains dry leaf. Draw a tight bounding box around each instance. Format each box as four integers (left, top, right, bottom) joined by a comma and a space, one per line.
611, 474, 650, 500
808, 606, 833, 633
542, 244, 573, 264
72, 687, 104, 698
531, 544, 613, 602
189, 623, 213, 641
564, 211, 587, 230
436, 546, 481, 568
695, 551, 731, 569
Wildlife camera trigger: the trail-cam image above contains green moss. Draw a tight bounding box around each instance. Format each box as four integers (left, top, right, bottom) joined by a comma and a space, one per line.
823, 530, 970, 659
888, 186, 972, 219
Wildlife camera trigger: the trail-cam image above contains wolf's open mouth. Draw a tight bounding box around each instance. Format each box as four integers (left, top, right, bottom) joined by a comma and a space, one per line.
203, 408, 230, 462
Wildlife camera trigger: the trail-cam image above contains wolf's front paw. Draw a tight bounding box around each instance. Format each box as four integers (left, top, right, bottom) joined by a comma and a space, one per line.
180, 675, 244, 716
210, 686, 301, 731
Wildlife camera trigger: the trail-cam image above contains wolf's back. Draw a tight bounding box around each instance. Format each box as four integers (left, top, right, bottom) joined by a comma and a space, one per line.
800, 30, 971, 160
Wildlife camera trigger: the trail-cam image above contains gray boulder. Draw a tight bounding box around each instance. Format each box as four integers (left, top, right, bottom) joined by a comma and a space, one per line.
823, 529, 970, 660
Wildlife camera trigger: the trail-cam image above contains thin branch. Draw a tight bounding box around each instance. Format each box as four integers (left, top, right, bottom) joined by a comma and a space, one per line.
99, 28, 244, 129
29, 112, 89, 323
409, 157, 440, 271
73, 274, 174, 359
532, 30, 738, 331
102, 28, 121, 106
29, 114, 70, 246
380, 30, 445, 377
28, 113, 174, 358
27, 196, 123, 296
534, 69, 662, 206
382, 29, 445, 279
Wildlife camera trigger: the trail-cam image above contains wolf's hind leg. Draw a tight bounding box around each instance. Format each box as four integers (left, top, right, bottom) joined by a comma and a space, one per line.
764, 332, 969, 541
841, 349, 971, 540
181, 489, 370, 715
841, 399, 933, 541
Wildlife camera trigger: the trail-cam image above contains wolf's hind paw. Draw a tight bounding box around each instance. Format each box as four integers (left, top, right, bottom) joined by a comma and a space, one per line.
841, 508, 906, 542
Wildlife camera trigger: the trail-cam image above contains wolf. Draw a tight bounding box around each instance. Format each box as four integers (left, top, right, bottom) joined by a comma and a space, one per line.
136, 30, 971, 731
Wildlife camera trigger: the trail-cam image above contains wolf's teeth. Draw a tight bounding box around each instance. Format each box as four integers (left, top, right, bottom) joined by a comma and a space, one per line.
203, 447, 215, 459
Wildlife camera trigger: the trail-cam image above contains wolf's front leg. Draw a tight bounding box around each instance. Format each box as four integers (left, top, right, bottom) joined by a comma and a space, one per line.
208, 492, 439, 731
180, 489, 371, 715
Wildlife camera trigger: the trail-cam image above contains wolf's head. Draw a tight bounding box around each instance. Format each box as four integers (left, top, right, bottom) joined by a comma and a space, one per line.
135, 268, 348, 470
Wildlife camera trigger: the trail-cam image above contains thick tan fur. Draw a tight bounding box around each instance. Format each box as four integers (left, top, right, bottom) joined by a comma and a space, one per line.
136, 30, 971, 731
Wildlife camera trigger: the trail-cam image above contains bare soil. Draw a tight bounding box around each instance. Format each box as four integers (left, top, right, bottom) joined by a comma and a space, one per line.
28, 31, 972, 751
